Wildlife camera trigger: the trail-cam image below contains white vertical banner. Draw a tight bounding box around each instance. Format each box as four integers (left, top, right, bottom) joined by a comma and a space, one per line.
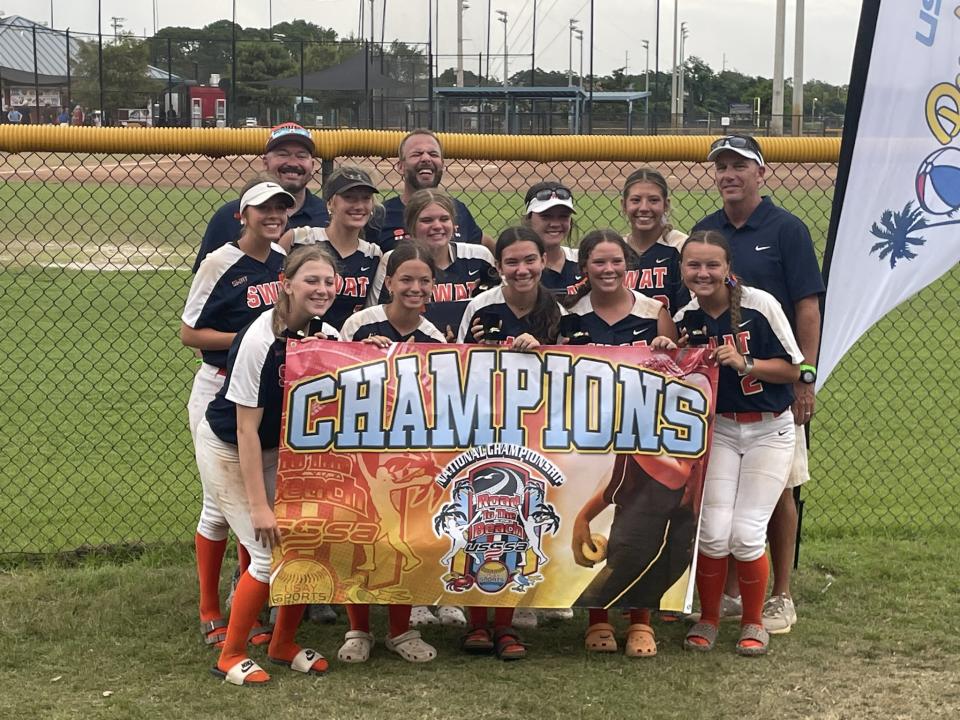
818, 3, 960, 390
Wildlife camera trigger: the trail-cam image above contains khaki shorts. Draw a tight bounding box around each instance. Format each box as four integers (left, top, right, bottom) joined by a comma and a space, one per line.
786, 426, 810, 489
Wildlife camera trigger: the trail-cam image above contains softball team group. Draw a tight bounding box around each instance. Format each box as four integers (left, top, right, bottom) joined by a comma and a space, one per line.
181, 128, 820, 685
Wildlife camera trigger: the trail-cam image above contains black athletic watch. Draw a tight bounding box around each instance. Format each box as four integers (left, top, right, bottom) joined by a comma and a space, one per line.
738, 355, 755, 377
799, 364, 817, 384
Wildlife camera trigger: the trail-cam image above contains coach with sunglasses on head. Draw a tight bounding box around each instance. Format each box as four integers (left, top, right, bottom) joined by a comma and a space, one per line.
691, 134, 824, 636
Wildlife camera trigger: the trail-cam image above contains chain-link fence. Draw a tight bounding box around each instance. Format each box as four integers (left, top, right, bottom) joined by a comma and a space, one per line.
0, 130, 956, 559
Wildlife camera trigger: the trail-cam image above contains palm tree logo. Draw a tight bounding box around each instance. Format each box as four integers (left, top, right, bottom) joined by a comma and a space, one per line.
868, 147, 960, 268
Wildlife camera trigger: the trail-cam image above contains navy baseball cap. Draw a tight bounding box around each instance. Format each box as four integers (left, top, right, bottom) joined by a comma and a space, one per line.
265, 122, 315, 154
323, 167, 380, 201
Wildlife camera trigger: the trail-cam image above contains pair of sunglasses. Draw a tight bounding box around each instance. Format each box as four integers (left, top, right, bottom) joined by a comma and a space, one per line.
532, 187, 573, 202
710, 135, 762, 154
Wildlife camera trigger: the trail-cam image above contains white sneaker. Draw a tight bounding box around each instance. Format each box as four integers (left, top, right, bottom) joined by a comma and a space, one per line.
513, 608, 538, 629
409, 605, 439, 627
541, 607, 574, 621
762, 594, 797, 634
684, 593, 743, 623
436, 605, 467, 626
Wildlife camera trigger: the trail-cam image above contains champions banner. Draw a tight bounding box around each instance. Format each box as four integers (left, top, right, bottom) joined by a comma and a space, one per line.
819, 0, 960, 389
270, 340, 717, 611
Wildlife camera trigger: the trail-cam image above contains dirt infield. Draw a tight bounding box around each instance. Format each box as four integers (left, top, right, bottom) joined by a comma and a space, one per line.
0, 151, 837, 195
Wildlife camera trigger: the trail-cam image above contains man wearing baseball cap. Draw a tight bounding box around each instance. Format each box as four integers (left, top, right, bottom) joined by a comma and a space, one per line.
192, 122, 327, 271
374, 128, 493, 253
691, 134, 825, 636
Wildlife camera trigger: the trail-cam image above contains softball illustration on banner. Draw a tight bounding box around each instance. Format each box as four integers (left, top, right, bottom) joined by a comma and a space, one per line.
581, 533, 608, 563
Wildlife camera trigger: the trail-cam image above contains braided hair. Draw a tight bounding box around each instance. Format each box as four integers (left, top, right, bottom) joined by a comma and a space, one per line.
495, 226, 561, 343
681, 230, 745, 353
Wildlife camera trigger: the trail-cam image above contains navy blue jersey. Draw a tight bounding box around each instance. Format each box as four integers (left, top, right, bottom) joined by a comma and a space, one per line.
376, 195, 484, 252
370, 242, 497, 336
692, 197, 825, 327
193, 190, 329, 272
291, 227, 382, 331
182, 242, 286, 368
457, 286, 564, 344
567, 290, 663, 347
340, 305, 446, 343
674, 286, 803, 414
624, 239, 689, 313
206, 310, 340, 448
541, 245, 583, 296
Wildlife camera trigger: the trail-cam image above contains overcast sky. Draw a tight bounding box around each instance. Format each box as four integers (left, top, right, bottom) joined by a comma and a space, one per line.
10, 0, 861, 85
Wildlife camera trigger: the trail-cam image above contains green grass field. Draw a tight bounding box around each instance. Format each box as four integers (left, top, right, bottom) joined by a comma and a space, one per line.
1, 538, 957, 719
0, 174, 956, 556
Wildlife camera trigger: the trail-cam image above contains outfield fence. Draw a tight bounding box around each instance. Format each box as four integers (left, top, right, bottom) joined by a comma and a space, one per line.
0, 127, 956, 558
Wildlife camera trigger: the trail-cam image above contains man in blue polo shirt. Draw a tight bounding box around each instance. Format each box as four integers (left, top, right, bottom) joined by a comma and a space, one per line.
692, 134, 824, 636
376, 128, 493, 252
192, 122, 329, 272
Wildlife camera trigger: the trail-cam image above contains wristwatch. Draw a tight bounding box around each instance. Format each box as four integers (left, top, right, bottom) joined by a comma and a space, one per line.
738, 355, 755, 377
799, 364, 817, 384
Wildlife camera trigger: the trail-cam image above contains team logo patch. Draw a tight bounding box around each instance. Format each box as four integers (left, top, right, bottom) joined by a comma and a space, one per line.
433, 445, 563, 594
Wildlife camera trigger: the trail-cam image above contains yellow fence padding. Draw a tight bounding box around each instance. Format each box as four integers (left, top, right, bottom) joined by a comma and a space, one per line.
0, 126, 841, 163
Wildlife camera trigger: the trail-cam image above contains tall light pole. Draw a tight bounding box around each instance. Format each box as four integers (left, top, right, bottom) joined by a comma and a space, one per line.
567, 19, 578, 86
670, 0, 679, 128
771, 0, 786, 135
485, 0, 491, 84
575, 29, 583, 89
497, 9, 508, 87
530, 0, 537, 86
642, 39, 650, 131
792, 0, 805, 135
678, 22, 688, 124
457, 1, 469, 87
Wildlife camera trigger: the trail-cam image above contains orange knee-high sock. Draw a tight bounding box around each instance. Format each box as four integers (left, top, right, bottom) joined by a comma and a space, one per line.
388, 605, 412, 638
346, 604, 371, 633
737, 556, 769, 628
195, 533, 227, 622
695, 553, 729, 627
629, 608, 651, 625
588, 608, 608, 625
268, 604, 329, 673
493, 607, 515, 630
468, 606, 488, 628
217, 570, 270, 680
237, 544, 251, 575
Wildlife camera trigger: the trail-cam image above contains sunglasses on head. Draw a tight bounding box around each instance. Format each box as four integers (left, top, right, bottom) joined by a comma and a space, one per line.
710, 136, 761, 154
532, 187, 572, 202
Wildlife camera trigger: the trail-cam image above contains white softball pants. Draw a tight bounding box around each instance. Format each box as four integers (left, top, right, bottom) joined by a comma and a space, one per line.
188, 363, 231, 540
194, 417, 278, 583
698, 410, 795, 562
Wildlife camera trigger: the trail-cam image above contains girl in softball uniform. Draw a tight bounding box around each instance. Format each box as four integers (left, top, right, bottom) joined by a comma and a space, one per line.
368, 189, 497, 339
457, 226, 564, 661
336, 243, 445, 664
181, 177, 293, 649
283, 166, 382, 331
563, 230, 684, 658
621, 168, 689, 313
672, 230, 802, 656
523, 180, 581, 296
194, 244, 341, 685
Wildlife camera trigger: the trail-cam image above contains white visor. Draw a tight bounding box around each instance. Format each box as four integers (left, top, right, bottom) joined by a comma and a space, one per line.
706, 144, 765, 166
526, 196, 575, 215
239, 181, 296, 213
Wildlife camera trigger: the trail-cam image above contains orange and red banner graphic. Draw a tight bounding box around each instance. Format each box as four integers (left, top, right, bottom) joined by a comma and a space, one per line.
271, 340, 717, 611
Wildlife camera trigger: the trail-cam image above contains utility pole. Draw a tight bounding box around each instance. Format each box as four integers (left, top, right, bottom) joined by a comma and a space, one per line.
485, 0, 491, 84
678, 22, 688, 125
457, 1, 468, 87
642, 39, 650, 131
567, 18, 578, 86
771, 0, 786, 135
670, 0, 679, 128
530, 0, 537, 86
110, 16, 125, 42
792, 0, 805, 135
